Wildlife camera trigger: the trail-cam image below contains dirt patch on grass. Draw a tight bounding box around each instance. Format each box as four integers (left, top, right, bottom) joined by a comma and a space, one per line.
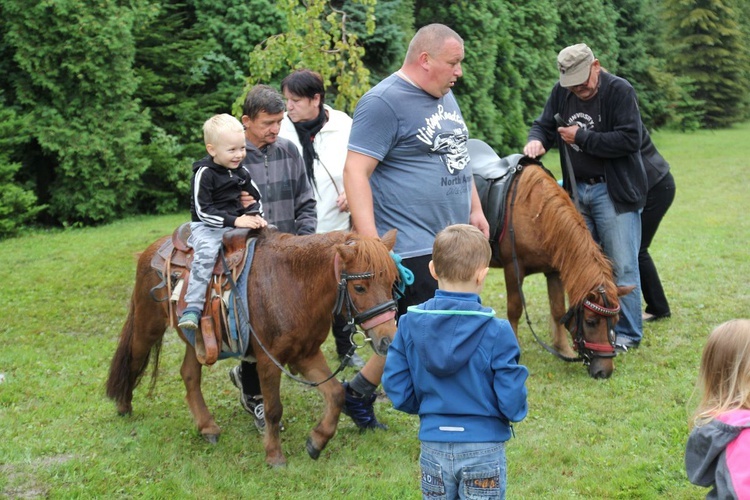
1, 454, 73, 499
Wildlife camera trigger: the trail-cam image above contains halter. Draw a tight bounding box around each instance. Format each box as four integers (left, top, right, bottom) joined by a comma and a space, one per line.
560, 286, 619, 364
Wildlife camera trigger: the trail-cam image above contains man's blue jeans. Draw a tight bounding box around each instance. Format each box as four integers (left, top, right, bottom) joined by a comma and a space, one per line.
576, 182, 643, 344
419, 441, 506, 499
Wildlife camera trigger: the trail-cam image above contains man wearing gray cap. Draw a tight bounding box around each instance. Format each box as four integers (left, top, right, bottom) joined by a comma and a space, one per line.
523, 43, 648, 352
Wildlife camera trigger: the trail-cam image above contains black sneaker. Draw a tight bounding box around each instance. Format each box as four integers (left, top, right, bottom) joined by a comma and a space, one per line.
228, 365, 284, 434
643, 312, 671, 322
342, 382, 387, 430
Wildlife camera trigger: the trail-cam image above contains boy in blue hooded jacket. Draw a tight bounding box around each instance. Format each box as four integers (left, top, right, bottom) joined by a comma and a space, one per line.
383, 224, 528, 499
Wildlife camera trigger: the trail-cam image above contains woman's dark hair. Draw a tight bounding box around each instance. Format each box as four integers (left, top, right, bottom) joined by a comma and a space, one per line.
281, 69, 325, 107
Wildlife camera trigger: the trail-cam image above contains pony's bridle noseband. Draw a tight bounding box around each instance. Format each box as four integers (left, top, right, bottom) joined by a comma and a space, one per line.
561, 286, 619, 364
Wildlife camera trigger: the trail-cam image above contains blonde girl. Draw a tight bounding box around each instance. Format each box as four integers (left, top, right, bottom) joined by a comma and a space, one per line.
685, 319, 750, 499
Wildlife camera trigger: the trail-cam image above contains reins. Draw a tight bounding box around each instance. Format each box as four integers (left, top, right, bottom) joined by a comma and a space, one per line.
554, 112, 582, 212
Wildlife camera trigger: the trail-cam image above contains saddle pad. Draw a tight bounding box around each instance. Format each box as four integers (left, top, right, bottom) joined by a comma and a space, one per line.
220, 237, 258, 360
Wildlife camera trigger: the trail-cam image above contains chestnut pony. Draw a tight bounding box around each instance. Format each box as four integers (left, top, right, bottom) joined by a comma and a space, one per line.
470, 140, 633, 379
106, 228, 399, 467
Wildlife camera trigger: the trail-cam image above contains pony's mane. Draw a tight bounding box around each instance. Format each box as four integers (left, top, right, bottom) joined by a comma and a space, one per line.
261, 230, 397, 283
517, 166, 618, 306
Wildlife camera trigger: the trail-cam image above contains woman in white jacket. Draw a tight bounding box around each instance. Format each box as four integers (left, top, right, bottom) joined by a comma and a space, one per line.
278, 69, 363, 368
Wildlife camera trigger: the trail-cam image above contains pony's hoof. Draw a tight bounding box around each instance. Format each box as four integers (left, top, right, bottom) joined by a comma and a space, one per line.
202, 433, 220, 445
306, 437, 321, 460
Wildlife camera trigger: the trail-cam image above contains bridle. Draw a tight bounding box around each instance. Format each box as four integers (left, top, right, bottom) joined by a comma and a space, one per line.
331, 251, 398, 339
560, 286, 619, 364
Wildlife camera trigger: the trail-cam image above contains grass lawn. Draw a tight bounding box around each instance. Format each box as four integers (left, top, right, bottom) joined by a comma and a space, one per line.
1, 122, 748, 498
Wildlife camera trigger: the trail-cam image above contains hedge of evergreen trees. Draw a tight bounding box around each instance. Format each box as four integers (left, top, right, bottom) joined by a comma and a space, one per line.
1, 0, 748, 235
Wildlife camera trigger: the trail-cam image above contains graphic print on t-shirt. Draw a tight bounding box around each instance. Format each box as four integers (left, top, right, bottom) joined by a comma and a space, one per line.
416, 104, 469, 175
565, 112, 595, 152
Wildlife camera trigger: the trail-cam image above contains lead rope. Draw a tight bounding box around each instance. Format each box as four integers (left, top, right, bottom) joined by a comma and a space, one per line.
555, 111, 581, 211
315, 154, 342, 197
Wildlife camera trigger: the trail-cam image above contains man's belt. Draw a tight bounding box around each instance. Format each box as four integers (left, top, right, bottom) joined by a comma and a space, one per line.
576, 176, 606, 185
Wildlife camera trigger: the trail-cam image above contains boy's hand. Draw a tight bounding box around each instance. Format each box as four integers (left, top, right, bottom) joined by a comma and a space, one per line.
235, 214, 267, 229
240, 191, 256, 209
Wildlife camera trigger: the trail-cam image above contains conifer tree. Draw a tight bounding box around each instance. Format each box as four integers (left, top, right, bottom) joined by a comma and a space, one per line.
414, 0, 525, 154
133, 0, 289, 213
555, 0, 619, 66
348, 0, 415, 85
610, 0, 677, 127
504, 0, 560, 128
664, 0, 750, 127
0, 104, 42, 237
2, 0, 149, 225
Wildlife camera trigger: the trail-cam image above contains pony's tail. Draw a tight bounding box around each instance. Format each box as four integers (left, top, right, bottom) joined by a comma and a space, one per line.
105, 293, 162, 415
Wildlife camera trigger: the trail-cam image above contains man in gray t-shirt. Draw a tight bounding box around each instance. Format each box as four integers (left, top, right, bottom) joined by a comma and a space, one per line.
348, 75, 472, 259
342, 23, 489, 431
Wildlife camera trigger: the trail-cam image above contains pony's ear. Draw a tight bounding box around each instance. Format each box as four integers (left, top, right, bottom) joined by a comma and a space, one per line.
337, 241, 357, 263
380, 229, 397, 251
616, 285, 636, 297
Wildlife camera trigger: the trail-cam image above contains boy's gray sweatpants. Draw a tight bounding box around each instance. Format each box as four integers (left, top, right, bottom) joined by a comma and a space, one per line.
184, 222, 231, 311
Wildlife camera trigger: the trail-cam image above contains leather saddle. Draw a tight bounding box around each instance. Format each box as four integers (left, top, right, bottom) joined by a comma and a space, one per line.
469, 139, 549, 260
150, 222, 258, 365
469, 139, 524, 243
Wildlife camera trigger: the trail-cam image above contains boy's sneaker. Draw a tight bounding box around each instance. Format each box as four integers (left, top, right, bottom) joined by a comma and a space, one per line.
178, 309, 200, 331
228, 365, 284, 434
342, 382, 387, 431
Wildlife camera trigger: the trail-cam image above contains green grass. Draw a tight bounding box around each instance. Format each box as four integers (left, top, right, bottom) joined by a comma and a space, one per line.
1, 122, 749, 498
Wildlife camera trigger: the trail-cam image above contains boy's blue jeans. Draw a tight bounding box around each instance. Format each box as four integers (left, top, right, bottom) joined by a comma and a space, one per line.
419, 441, 506, 499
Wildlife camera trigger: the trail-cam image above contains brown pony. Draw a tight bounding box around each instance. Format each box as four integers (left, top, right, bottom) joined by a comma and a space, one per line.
106, 228, 399, 467
471, 140, 632, 379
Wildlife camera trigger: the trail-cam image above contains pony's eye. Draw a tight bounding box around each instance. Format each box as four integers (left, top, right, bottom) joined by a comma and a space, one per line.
585, 318, 598, 328
353, 284, 366, 294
